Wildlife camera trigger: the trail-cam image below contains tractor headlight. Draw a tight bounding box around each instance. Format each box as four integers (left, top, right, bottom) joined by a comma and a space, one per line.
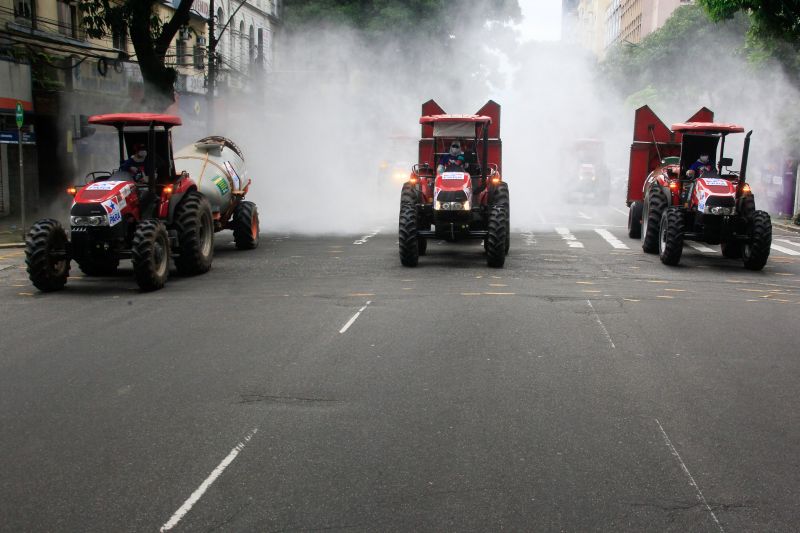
462, 200, 471, 210
435, 201, 442, 210
709, 207, 733, 215
71, 215, 109, 226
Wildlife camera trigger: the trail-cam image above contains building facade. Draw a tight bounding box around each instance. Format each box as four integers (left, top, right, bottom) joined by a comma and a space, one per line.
0, 0, 279, 222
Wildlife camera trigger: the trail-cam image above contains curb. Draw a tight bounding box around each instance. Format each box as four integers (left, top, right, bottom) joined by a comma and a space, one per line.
773, 221, 800, 234
0, 242, 25, 249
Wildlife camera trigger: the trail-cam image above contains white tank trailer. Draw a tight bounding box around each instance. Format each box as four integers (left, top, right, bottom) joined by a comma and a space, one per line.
173, 136, 260, 249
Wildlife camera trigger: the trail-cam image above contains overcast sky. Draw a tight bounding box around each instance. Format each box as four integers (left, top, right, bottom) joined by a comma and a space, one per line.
516, 0, 561, 41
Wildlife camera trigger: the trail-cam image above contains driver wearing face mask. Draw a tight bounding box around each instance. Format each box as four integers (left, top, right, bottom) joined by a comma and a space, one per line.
688, 153, 714, 177
121, 143, 149, 179
437, 141, 467, 174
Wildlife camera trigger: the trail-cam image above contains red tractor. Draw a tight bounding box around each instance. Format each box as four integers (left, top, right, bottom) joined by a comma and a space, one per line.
398, 100, 509, 267
25, 113, 256, 292
626, 106, 771, 270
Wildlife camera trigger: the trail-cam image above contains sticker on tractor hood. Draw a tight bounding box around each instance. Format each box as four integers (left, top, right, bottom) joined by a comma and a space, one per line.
87, 180, 125, 191
701, 178, 729, 187
102, 198, 122, 226
212, 175, 230, 195
442, 172, 466, 180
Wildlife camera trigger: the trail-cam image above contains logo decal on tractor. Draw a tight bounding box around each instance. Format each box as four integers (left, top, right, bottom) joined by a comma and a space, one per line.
102, 198, 122, 226
212, 175, 230, 195
87, 181, 124, 191
703, 178, 728, 187
442, 172, 465, 180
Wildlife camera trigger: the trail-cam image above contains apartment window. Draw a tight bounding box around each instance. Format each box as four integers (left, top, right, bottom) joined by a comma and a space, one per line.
112, 26, 127, 52
176, 38, 187, 66
257, 28, 263, 68
248, 25, 254, 65
57, 0, 79, 39
14, 0, 33, 19
193, 36, 205, 69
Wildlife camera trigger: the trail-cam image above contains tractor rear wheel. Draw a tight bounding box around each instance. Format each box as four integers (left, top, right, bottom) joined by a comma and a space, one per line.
233, 200, 260, 250
642, 191, 666, 253
77, 254, 119, 276
742, 210, 771, 271
25, 219, 70, 292
399, 204, 419, 267
173, 191, 214, 275
658, 207, 684, 266
628, 201, 643, 239
401, 182, 418, 205
486, 206, 508, 268
490, 183, 511, 255
132, 219, 170, 291
721, 240, 742, 259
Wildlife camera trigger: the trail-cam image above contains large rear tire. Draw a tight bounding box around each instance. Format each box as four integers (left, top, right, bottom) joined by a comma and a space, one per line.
628, 201, 643, 239
642, 191, 666, 253
742, 210, 771, 271
233, 200, 259, 250
486, 206, 508, 268
25, 219, 70, 292
400, 182, 418, 205
658, 207, 684, 266
490, 183, 511, 255
399, 204, 419, 267
173, 190, 214, 275
132, 220, 170, 291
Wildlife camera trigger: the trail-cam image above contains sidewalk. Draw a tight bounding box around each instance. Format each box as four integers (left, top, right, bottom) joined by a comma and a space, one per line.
0, 218, 25, 248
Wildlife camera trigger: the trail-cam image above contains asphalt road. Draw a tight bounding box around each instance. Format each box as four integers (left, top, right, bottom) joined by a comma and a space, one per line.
1, 205, 800, 532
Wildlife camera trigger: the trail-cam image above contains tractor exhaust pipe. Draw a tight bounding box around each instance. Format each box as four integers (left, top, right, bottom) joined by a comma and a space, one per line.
740, 130, 753, 184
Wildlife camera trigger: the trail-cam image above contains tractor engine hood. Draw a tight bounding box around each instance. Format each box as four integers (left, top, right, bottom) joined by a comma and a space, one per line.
693, 176, 737, 215
434, 171, 472, 211
71, 180, 137, 226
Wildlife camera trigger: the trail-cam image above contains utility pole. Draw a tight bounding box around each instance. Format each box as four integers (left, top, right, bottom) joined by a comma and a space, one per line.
207, 0, 216, 131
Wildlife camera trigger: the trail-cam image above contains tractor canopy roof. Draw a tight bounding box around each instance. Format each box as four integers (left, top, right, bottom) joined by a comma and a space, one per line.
420, 115, 492, 138
671, 122, 744, 134
419, 114, 492, 125
88, 113, 183, 128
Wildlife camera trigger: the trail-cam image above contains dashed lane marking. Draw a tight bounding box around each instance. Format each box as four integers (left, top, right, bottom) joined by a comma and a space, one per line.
339, 301, 371, 334
554, 227, 584, 248
353, 228, 381, 245
586, 300, 615, 350
160, 428, 258, 532
655, 419, 725, 532
594, 228, 629, 249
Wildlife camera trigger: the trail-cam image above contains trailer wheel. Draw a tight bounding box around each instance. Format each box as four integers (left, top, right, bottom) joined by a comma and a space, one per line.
25, 219, 70, 292
173, 191, 214, 275
628, 201, 643, 239
642, 191, 666, 253
742, 210, 771, 271
720, 240, 741, 259
399, 204, 419, 267
77, 255, 119, 276
132, 219, 170, 291
658, 207, 684, 266
486, 206, 508, 268
233, 201, 259, 250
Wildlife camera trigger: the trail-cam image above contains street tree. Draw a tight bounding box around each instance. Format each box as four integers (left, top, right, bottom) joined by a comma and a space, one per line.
79, 0, 195, 108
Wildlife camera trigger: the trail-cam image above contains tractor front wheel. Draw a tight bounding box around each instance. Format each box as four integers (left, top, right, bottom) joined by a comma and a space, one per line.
233, 200, 260, 250
742, 210, 771, 271
25, 219, 70, 292
399, 204, 419, 267
486, 206, 508, 268
628, 201, 643, 239
132, 220, 170, 291
658, 207, 684, 266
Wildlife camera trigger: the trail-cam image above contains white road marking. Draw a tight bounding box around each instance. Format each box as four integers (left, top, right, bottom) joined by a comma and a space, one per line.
612, 206, 628, 216
578, 211, 592, 220
775, 238, 800, 249
554, 227, 584, 248
594, 228, 629, 249
687, 242, 716, 253
586, 300, 615, 349
160, 428, 259, 532
771, 243, 800, 256
523, 232, 536, 246
339, 301, 372, 333
655, 419, 725, 532
353, 228, 381, 245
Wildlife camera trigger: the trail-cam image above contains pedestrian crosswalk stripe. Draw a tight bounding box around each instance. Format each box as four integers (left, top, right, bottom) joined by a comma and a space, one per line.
687, 242, 716, 253
554, 227, 584, 248
770, 244, 800, 256
775, 238, 800, 249
594, 228, 629, 249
